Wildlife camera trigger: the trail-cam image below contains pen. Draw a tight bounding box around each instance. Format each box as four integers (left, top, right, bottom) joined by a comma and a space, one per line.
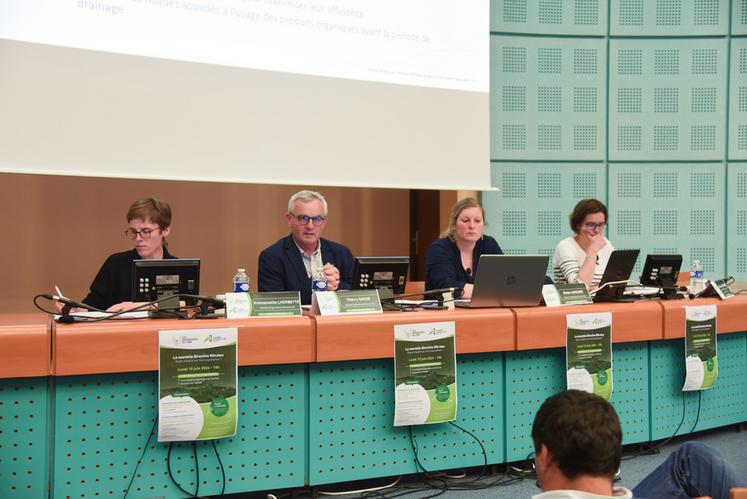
55, 285, 66, 299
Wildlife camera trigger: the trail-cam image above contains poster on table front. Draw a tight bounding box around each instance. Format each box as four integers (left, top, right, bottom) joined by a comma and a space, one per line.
683, 305, 718, 391
566, 312, 613, 401
393, 321, 457, 426
158, 328, 238, 442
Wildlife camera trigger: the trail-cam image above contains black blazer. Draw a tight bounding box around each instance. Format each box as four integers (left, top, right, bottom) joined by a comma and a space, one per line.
82, 247, 177, 310
258, 235, 354, 304
424, 236, 503, 292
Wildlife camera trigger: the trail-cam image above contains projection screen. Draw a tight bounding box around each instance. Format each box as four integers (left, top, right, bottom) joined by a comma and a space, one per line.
0, 0, 491, 190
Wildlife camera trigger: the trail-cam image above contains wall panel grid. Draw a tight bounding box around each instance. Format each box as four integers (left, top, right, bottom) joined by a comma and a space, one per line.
490, 0, 608, 36
649, 334, 747, 440
308, 354, 505, 485
609, 39, 727, 161
504, 342, 650, 462
729, 40, 747, 159
491, 37, 606, 160
0, 377, 49, 499
728, 163, 747, 280
52, 366, 306, 498
610, 0, 728, 36
484, 162, 607, 275
608, 163, 726, 277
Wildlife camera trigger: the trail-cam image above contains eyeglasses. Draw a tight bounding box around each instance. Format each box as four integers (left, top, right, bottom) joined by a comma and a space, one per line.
290, 214, 326, 226
584, 222, 606, 230
124, 227, 161, 240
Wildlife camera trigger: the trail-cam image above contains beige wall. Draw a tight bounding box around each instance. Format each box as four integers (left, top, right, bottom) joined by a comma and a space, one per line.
1, 173, 410, 312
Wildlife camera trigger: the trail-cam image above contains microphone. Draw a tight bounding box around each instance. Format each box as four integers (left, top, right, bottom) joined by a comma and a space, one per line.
41, 294, 101, 312
384, 287, 464, 301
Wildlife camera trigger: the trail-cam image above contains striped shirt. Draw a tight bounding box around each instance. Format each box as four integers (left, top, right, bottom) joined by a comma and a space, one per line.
553, 236, 614, 287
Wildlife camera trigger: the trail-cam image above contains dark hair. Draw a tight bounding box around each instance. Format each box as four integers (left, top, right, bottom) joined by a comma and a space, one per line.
569, 199, 607, 233
532, 390, 621, 480
127, 197, 172, 229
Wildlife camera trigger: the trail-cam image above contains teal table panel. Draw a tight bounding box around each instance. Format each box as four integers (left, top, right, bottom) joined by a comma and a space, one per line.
308, 353, 505, 485
651, 333, 747, 440
505, 343, 650, 461
52, 365, 306, 499
0, 377, 50, 499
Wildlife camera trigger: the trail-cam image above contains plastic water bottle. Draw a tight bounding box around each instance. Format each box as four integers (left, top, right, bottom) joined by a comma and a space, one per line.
312, 269, 327, 292
690, 260, 705, 294
232, 268, 251, 293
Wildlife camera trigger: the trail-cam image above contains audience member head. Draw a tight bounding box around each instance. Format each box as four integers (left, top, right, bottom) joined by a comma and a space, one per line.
442, 197, 486, 245
124, 197, 172, 259
532, 390, 622, 492
286, 190, 328, 252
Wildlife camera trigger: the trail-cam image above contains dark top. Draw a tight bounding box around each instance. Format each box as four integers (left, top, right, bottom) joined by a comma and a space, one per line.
425, 236, 503, 292
258, 235, 354, 305
82, 247, 176, 310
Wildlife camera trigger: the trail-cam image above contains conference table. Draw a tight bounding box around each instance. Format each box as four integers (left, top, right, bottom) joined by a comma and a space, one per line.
1, 296, 746, 498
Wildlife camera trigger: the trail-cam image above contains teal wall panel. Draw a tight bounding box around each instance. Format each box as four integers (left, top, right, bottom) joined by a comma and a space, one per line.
504, 342, 650, 462
484, 162, 607, 275
729, 40, 747, 159
0, 377, 49, 499
728, 163, 747, 280
650, 333, 747, 440
490, 0, 607, 36
608, 163, 726, 279
732, 0, 747, 34
308, 353, 504, 485
490, 37, 606, 160
52, 366, 305, 499
609, 39, 727, 161
610, 0, 728, 36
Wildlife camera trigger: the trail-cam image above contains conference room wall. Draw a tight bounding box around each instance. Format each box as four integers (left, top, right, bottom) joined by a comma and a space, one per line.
484, 0, 747, 282
0, 173, 409, 313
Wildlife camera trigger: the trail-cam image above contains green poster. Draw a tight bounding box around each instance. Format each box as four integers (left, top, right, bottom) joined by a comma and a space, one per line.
393, 321, 457, 426
158, 328, 238, 441
683, 305, 718, 391
566, 312, 613, 401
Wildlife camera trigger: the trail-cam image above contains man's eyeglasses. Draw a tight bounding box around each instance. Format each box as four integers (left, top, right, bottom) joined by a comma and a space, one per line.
290, 214, 326, 226
584, 222, 606, 230
124, 227, 161, 240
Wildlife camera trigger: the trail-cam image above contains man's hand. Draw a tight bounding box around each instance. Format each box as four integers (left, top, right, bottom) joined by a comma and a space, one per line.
322, 263, 341, 291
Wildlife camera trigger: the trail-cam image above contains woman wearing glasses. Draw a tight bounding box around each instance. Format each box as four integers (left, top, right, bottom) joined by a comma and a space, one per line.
553, 198, 613, 290
81, 197, 176, 311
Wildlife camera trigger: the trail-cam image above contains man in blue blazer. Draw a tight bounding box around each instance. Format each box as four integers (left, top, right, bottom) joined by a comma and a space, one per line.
258, 190, 354, 304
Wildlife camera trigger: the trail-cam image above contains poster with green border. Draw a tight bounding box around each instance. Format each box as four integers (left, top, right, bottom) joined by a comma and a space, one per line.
158, 328, 238, 441
566, 312, 613, 401
393, 321, 457, 426
683, 305, 718, 391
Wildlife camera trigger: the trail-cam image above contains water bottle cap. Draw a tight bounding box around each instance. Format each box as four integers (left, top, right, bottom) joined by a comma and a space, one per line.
237, 268, 246, 272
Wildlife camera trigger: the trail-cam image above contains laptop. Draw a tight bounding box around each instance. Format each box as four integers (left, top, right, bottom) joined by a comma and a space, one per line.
593, 249, 640, 302
455, 255, 549, 308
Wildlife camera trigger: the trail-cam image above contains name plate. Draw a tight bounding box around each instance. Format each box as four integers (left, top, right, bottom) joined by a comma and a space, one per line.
225, 291, 302, 318
542, 283, 592, 307
709, 279, 734, 300
311, 290, 383, 315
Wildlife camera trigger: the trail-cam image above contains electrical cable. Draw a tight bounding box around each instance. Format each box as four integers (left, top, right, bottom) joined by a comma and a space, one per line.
623, 391, 688, 460
317, 476, 402, 496
211, 439, 226, 496
167, 442, 204, 498
123, 417, 158, 499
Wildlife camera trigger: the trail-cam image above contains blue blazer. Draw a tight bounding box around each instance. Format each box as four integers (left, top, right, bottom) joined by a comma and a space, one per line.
425, 236, 503, 292
258, 235, 354, 304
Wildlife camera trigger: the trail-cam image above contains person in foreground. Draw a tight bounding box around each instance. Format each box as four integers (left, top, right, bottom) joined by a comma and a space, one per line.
258, 190, 354, 304
532, 389, 746, 499
79, 197, 176, 312
553, 198, 613, 290
424, 197, 502, 299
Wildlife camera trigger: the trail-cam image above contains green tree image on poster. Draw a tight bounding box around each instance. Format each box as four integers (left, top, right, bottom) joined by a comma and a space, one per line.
683, 305, 718, 391
566, 312, 613, 401
394, 321, 457, 426
158, 328, 238, 442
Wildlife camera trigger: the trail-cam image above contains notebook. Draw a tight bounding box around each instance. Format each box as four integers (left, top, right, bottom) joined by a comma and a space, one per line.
455, 255, 549, 308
